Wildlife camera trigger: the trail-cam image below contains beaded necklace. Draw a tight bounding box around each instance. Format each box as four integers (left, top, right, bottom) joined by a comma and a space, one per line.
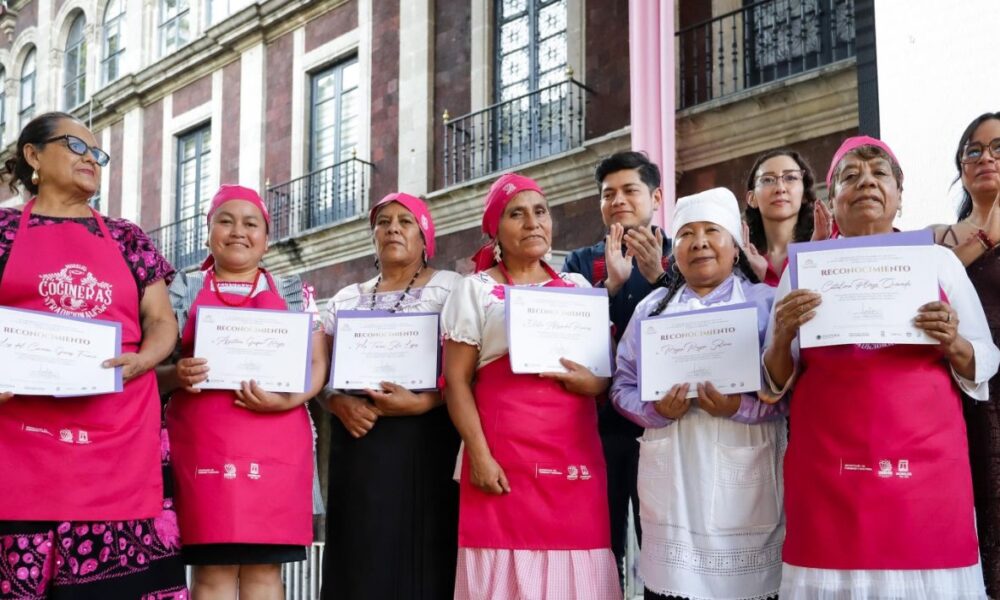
369, 266, 422, 313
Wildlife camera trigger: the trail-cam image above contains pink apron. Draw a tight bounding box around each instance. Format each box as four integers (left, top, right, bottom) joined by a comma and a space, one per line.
0, 199, 162, 521
783, 332, 979, 569
458, 265, 611, 549
165, 269, 313, 545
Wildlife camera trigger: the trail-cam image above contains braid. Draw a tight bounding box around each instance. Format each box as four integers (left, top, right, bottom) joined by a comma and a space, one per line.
735, 248, 761, 284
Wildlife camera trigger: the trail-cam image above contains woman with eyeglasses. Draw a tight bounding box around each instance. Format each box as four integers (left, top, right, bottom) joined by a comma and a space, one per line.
931, 112, 1000, 597
0, 112, 186, 598
742, 149, 827, 286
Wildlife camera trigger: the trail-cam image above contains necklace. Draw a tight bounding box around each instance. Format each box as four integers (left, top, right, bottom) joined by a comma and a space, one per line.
370, 266, 423, 312
211, 269, 263, 307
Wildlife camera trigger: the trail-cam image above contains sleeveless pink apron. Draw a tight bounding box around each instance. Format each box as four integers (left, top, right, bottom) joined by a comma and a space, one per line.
165, 269, 313, 545
0, 199, 162, 521
458, 266, 611, 549
783, 327, 979, 569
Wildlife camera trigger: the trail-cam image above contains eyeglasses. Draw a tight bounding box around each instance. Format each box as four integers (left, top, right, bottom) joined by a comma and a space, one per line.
755, 171, 803, 188
41, 135, 111, 167
961, 138, 1000, 164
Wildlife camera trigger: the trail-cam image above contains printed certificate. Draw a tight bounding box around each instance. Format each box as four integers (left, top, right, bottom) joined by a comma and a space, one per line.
505, 286, 612, 377
0, 306, 122, 396
330, 311, 440, 391
789, 231, 937, 348
638, 303, 762, 401
194, 306, 313, 393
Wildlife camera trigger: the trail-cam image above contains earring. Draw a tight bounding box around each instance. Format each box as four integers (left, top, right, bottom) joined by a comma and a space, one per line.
493, 243, 502, 264
374, 256, 380, 270
422, 249, 429, 266
544, 247, 553, 263
733, 253, 739, 266
30, 170, 39, 185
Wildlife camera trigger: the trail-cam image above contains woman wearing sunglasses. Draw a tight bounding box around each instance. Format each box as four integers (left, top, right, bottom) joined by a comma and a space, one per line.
932, 112, 1000, 597
742, 149, 826, 286
0, 112, 186, 598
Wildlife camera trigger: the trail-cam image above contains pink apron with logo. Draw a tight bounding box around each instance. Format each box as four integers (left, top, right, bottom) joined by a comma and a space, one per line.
0, 200, 162, 521
458, 267, 611, 549
783, 336, 979, 569
165, 269, 313, 545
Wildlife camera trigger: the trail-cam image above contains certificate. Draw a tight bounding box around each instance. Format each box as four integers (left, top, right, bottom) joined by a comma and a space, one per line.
194, 307, 313, 393
330, 311, 440, 391
505, 286, 612, 377
789, 231, 937, 348
0, 306, 122, 396
638, 303, 762, 401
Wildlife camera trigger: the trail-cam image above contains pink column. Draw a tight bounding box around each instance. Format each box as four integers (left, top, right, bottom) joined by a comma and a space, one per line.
628, 0, 676, 230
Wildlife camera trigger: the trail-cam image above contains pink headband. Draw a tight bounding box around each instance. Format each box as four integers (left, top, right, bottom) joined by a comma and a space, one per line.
201, 184, 271, 270
206, 184, 271, 232
826, 135, 902, 189
368, 192, 437, 259
472, 173, 544, 272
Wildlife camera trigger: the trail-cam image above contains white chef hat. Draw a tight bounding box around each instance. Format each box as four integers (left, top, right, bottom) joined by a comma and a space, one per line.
670, 187, 743, 246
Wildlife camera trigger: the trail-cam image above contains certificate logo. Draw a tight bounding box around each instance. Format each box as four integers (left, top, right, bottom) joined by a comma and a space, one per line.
38, 264, 113, 318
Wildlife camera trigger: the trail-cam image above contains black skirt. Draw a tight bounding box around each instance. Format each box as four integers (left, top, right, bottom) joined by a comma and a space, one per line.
321, 404, 460, 600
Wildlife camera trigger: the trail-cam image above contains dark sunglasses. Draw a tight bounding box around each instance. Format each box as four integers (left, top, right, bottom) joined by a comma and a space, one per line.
41, 134, 111, 167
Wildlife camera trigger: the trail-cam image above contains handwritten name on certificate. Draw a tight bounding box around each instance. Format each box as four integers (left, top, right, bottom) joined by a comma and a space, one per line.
505, 287, 612, 377
330, 311, 440, 391
194, 307, 313, 393
795, 242, 937, 348
638, 304, 761, 401
0, 306, 122, 396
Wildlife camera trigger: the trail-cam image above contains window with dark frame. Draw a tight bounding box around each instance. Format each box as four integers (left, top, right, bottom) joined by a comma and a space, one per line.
102, 0, 126, 84
19, 48, 36, 129
174, 124, 211, 268
159, 0, 191, 57
64, 13, 88, 109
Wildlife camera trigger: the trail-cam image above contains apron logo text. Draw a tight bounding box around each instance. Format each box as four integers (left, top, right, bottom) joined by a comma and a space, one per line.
38, 264, 113, 318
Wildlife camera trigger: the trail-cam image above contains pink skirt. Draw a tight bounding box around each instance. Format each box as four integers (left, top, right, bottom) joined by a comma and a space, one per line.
454, 547, 622, 600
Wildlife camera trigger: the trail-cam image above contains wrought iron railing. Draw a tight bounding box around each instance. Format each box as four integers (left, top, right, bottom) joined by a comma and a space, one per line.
148, 213, 205, 272
443, 77, 591, 186
676, 0, 855, 110
266, 156, 374, 241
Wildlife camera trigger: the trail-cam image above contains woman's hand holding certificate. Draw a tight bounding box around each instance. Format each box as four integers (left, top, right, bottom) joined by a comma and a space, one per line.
193, 306, 313, 393
505, 287, 612, 377
0, 306, 122, 396
638, 304, 762, 401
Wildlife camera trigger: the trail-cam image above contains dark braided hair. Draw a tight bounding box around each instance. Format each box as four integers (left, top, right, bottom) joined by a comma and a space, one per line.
2, 112, 80, 195
743, 149, 817, 254
647, 247, 760, 317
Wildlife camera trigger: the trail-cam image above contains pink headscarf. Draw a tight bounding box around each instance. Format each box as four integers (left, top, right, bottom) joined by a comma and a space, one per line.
200, 184, 271, 270
471, 173, 544, 272
368, 192, 437, 259
825, 135, 903, 189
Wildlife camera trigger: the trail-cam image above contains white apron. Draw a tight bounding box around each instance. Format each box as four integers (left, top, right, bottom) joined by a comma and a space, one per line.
638, 282, 786, 600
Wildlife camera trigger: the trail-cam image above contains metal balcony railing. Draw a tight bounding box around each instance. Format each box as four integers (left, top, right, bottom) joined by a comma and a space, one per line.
148, 213, 206, 272
266, 156, 374, 241
443, 77, 591, 186
676, 0, 856, 110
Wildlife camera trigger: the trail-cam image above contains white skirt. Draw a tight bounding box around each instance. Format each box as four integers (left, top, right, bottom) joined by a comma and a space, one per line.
779, 562, 988, 599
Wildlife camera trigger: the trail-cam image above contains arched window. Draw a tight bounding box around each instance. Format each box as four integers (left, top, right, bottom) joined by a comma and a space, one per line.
103, 0, 126, 84
64, 13, 88, 109
19, 48, 36, 128
159, 0, 191, 56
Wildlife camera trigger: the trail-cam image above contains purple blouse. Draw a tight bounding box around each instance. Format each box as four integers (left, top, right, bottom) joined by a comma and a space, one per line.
0, 207, 175, 297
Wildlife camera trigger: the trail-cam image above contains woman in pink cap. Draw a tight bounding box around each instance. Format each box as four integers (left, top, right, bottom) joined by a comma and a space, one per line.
441, 173, 621, 599
159, 184, 329, 599
763, 137, 999, 599
319, 193, 461, 599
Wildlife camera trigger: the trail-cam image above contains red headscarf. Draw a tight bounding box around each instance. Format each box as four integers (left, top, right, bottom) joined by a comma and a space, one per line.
825, 135, 903, 190
201, 184, 271, 270
368, 192, 437, 259
471, 173, 544, 272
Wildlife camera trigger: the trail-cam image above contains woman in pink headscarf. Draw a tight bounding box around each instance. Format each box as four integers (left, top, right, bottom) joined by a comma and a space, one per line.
441, 173, 621, 599
763, 137, 1000, 599
319, 192, 461, 600
159, 184, 329, 599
